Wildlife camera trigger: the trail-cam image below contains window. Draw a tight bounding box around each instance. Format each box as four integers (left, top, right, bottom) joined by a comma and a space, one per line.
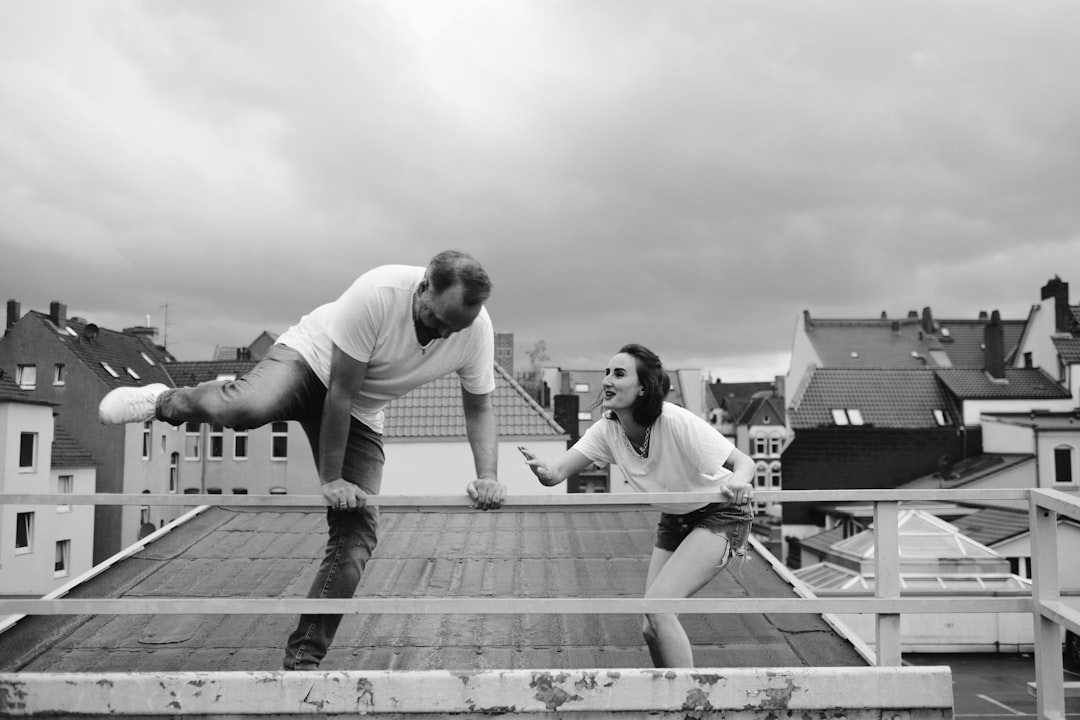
54, 539, 71, 577
755, 462, 768, 488
769, 462, 782, 488
752, 433, 767, 456
100, 362, 119, 378
57, 475, 73, 513
574, 383, 590, 393
831, 409, 864, 426
215, 373, 237, 382
126, 367, 141, 380
53, 363, 65, 386
140, 351, 156, 366
142, 422, 153, 459
19, 432, 37, 471
768, 433, 782, 457
271, 422, 289, 460
932, 409, 950, 426
577, 411, 592, 421
16, 364, 37, 389
184, 422, 200, 460
15, 512, 33, 553
208, 425, 224, 460
1055, 446, 1074, 484
234, 430, 249, 460
169, 452, 179, 493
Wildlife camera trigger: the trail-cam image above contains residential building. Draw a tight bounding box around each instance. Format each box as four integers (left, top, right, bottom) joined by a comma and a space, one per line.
0, 372, 95, 596
1, 301, 179, 564
212, 331, 278, 362
781, 278, 1076, 546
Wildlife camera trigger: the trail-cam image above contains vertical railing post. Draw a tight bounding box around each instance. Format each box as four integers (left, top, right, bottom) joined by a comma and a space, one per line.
874, 500, 901, 666
1030, 491, 1065, 720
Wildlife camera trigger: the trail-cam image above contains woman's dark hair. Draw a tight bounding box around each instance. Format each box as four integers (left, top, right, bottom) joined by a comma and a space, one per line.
614, 343, 671, 427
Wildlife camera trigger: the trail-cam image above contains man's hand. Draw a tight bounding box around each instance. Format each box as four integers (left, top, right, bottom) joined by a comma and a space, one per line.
322, 478, 368, 512
467, 478, 505, 510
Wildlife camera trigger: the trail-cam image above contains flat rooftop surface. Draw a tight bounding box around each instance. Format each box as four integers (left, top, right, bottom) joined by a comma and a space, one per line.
0, 506, 867, 673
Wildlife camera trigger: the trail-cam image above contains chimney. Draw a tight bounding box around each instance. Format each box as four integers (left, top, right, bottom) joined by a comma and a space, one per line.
921, 306, 934, 335
978, 310, 988, 319
803, 309, 813, 329
907, 310, 918, 319
123, 326, 158, 340
6, 299, 19, 331
1041, 276, 1072, 333
49, 301, 67, 330
984, 310, 1006, 380
773, 374, 786, 399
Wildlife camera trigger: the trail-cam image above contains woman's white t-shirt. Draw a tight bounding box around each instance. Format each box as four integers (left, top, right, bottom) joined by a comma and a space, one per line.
572, 402, 737, 513
276, 264, 495, 434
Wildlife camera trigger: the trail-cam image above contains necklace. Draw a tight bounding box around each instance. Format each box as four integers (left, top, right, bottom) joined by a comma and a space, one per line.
626, 423, 651, 459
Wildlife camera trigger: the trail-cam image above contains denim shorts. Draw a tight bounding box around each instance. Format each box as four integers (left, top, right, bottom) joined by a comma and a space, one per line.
655, 502, 753, 558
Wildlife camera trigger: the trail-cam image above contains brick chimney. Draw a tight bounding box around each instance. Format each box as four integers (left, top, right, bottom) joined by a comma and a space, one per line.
984, 310, 1005, 380
1041, 276, 1072, 333
6, 299, 19, 331
921, 306, 935, 335
49, 301, 67, 330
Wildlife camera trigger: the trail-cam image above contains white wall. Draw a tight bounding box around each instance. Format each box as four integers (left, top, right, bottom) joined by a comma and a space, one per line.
0, 402, 95, 596
964, 398, 1076, 427
383, 439, 570, 497
837, 611, 1034, 653
981, 417, 1037, 454
784, 312, 820, 415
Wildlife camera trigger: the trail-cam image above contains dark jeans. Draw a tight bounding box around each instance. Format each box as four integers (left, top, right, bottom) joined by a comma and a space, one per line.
155, 344, 385, 670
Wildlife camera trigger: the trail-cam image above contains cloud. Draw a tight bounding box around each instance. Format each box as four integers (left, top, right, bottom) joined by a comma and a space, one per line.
2, 1, 1079, 378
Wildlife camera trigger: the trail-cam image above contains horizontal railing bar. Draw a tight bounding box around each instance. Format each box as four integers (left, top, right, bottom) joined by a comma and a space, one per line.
0, 488, 1032, 507
1036, 599, 1080, 636
1030, 488, 1080, 522
0, 596, 1032, 616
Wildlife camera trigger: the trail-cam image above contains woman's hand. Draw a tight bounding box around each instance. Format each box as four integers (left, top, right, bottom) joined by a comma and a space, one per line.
702, 471, 754, 505
518, 446, 556, 485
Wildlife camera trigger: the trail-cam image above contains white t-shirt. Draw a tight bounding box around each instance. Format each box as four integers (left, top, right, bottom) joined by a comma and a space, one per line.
276, 264, 495, 434
572, 402, 737, 513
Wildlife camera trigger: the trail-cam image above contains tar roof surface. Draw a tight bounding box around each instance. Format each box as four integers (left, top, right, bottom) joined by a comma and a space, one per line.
0, 506, 867, 673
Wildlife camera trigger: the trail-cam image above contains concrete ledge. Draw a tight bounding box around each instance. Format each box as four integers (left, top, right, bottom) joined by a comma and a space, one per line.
0, 666, 952, 718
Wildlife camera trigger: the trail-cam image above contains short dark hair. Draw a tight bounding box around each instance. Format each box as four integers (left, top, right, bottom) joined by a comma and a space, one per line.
617, 343, 671, 427
426, 250, 492, 306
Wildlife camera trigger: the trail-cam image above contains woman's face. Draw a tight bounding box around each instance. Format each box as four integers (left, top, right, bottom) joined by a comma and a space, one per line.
602, 352, 643, 411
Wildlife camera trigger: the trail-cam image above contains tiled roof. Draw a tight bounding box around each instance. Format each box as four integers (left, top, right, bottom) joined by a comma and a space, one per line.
897, 453, 1034, 490
0, 505, 867, 673
1053, 336, 1080, 364
949, 506, 1031, 546
804, 317, 1026, 369
708, 381, 774, 405
934, 368, 1071, 399
166, 360, 260, 386
0, 372, 53, 405
738, 396, 786, 426
31, 313, 176, 390
383, 364, 566, 439
789, 368, 961, 429
51, 423, 97, 468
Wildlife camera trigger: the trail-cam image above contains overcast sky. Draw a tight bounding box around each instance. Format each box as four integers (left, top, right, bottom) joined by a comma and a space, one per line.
2, 2, 1078, 381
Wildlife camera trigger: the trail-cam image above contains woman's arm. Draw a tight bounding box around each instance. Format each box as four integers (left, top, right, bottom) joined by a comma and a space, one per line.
518, 446, 595, 487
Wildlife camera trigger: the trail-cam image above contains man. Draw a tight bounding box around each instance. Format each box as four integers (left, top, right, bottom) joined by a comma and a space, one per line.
99, 250, 505, 669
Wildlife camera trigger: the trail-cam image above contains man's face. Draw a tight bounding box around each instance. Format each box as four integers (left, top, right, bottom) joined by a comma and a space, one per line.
417, 283, 481, 339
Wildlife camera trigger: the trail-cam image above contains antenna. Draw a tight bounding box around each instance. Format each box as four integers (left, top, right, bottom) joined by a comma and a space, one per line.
160, 303, 171, 349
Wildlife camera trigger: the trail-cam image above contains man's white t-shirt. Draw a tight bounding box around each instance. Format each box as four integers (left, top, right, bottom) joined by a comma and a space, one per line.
276, 265, 495, 434
572, 402, 737, 513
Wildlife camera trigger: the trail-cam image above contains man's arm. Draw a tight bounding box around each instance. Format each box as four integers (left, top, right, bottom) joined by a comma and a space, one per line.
461, 387, 505, 510
319, 343, 370, 511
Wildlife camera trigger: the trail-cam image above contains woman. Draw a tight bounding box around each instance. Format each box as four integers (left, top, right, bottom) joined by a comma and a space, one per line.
518, 343, 755, 668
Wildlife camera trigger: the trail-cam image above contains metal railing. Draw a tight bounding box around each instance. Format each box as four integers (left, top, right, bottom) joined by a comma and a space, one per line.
0, 487, 1075, 718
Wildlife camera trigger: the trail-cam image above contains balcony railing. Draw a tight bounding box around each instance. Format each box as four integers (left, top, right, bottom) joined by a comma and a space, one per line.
0, 487, 1075, 718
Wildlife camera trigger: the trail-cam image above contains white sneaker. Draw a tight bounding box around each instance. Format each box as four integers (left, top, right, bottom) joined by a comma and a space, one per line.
99, 383, 169, 424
